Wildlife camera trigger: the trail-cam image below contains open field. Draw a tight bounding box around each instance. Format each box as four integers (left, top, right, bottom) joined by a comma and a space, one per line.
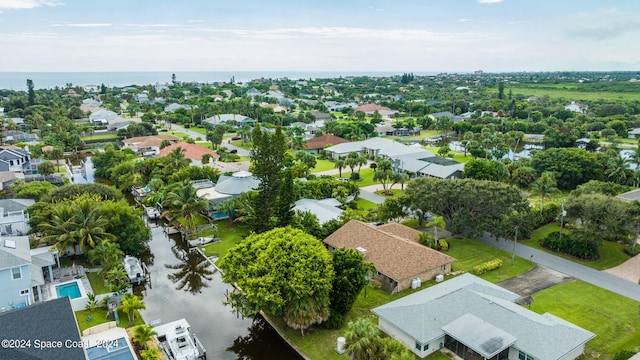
530, 281, 640, 359
502, 86, 640, 102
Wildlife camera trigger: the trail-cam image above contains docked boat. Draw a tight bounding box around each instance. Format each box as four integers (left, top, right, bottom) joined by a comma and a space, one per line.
144, 206, 161, 220
188, 236, 220, 248
123, 255, 147, 284
154, 319, 206, 360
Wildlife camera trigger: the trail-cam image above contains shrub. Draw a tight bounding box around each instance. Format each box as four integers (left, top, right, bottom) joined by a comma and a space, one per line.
613, 350, 635, 360
532, 202, 561, 228
540, 231, 599, 260
322, 312, 345, 329
473, 259, 503, 275
439, 239, 449, 251
350, 172, 360, 181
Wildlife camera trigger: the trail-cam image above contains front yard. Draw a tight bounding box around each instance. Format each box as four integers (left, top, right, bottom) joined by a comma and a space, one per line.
75, 308, 144, 333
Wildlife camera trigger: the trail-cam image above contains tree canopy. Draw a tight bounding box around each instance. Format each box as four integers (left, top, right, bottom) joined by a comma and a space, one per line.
219, 227, 333, 334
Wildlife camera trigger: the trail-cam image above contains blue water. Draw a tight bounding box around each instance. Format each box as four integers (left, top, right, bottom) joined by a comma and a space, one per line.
55, 282, 81, 299
86, 338, 134, 360
0, 71, 436, 90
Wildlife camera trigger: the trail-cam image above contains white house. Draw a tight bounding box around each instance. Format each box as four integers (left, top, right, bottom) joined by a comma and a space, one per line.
203, 114, 257, 128
0, 199, 34, 236
89, 109, 119, 125
372, 274, 595, 360
293, 198, 343, 224
564, 101, 588, 113
0, 146, 32, 173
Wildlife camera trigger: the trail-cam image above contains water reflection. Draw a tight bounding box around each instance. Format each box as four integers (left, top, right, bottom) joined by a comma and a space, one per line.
228, 316, 304, 360
166, 240, 216, 294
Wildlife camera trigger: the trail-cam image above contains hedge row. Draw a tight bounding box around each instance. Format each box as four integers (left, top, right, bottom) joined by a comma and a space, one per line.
540, 231, 599, 260
473, 259, 503, 275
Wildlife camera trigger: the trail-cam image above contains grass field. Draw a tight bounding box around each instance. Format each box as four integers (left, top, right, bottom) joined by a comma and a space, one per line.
337, 168, 376, 187
523, 223, 630, 270
354, 198, 378, 210
199, 221, 251, 264
81, 134, 120, 141
502, 86, 639, 102
312, 158, 336, 172
446, 238, 536, 283
86, 272, 110, 295
75, 308, 144, 332
530, 281, 640, 359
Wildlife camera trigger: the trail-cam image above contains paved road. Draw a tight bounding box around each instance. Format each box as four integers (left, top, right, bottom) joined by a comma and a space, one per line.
476, 233, 640, 302
167, 123, 251, 156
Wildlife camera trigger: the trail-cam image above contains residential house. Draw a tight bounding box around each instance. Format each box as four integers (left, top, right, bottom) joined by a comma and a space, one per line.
262, 103, 288, 113
429, 111, 465, 123
194, 171, 260, 219
0, 199, 34, 236
375, 123, 420, 137
3, 130, 39, 143
309, 110, 332, 122
391, 151, 465, 179
0, 236, 57, 309
304, 134, 350, 154
372, 273, 595, 359
246, 88, 261, 97
159, 142, 219, 165
121, 134, 180, 156
204, 114, 257, 128
0, 297, 86, 360
355, 104, 398, 118
135, 93, 149, 103
9, 118, 27, 131
628, 128, 640, 139
564, 101, 588, 113
164, 103, 191, 113
293, 198, 343, 224
323, 220, 454, 293
89, 109, 119, 125
0, 146, 32, 174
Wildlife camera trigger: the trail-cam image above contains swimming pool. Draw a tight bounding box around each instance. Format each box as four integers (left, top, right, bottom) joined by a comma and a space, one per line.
86, 337, 135, 360
55, 281, 82, 299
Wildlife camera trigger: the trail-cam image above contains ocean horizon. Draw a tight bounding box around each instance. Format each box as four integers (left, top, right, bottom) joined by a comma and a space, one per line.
0, 71, 440, 91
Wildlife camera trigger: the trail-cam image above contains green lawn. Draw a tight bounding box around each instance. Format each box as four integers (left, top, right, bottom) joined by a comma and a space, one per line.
75, 308, 144, 332
499, 86, 640, 102
446, 238, 536, 283
523, 224, 630, 270
168, 131, 190, 139
338, 168, 376, 187
230, 140, 253, 150
422, 146, 472, 163
199, 222, 251, 264
530, 281, 640, 359
86, 272, 110, 295
312, 158, 336, 172
81, 134, 120, 141
188, 126, 207, 135
354, 198, 378, 210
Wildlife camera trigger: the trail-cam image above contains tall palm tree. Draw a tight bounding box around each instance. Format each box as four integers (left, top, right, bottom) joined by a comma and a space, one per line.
72, 199, 115, 252
344, 318, 383, 360
40, 204, 80, 255
216, 198, 236, 224
88, 240, 123, 268
165, 147, 189, 170
530, 172, 559, 213
132, 325, 157, 350
606, 155, 631, 184
426, 215, 446, 246
118, 293, 146, 326
162, 181, 210, 232
334, 158, 346, 177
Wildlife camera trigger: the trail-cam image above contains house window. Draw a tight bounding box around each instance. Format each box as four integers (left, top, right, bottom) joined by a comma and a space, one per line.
518, 351, 526, 360
19, 289, 29, 295
11, 267, 21, 280
527, 355, 534, 360
423, 344, 429, 351
415, 342, 422, 351
441, 264, 446, 271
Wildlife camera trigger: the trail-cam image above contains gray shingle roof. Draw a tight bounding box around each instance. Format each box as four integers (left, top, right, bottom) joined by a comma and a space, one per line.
293, 198, 343, 224
373, 274, 595, 360
0, 297, 86, 360
0, 237, 31, 270
214, 171, 260, 195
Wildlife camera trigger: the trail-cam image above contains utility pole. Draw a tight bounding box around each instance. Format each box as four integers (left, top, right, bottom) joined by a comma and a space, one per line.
559, 200, 567, 238
512, 225, 519, 265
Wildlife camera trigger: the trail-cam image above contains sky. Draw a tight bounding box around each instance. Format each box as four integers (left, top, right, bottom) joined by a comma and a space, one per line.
0, 0, 639, 73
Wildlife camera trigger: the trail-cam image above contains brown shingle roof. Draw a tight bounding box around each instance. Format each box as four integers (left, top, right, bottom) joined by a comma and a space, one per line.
304, 134, 350, 150
159, 142, 219, 160
324, 220, 454, 282
355, 104, 391, 112
376, 222, 421, 243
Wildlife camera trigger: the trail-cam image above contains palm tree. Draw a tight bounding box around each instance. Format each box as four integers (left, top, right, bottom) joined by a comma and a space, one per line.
606, 155, 631, 184
140, 348, 161, 360
334, 157, 346, 177
72, 199, 115, 252
426, 215, 446, 247
40, 204, 80, 255
344, 318, 383, 360
88, 240, 123, 268
165, 147, 189, 170
162, 181, 210, 232
118, 293, 146, 326
530, 172, 559, 213
216, 198, 236, 224
133, 325, 158, 350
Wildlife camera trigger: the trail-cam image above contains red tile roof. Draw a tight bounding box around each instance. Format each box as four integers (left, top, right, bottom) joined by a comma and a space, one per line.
355, 104, 391, 112
159, 142, 219, 160
304, 134, 350, 150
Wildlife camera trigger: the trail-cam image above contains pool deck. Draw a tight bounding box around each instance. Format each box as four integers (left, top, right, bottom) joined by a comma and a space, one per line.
41, 265, 94, 301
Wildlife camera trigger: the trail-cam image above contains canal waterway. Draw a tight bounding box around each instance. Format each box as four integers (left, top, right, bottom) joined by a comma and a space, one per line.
78, 158, 303, 359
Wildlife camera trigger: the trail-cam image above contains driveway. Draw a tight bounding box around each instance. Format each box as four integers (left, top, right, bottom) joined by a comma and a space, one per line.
497, 266, 574, 302
603, 253, 640, 283
477, 233, 640, 302
168, 123, 251, 157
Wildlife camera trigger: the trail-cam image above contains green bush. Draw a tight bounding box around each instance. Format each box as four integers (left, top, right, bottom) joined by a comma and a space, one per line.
540, 231, 599, 260
473, 259, 503, 275
613, 350, 635, 360
322, 312, 345, 329
350, 172, 360, 181
532, 202, 561, 227
439, 239, 449, 251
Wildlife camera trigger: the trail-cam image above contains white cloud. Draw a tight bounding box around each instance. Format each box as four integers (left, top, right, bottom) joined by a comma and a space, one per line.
185, 19, 205, 23
477, 0, 504, 3
564, 8, 640, 40
457, 18, 474, 22
0, 0, 62, 10
51, 22, 111, 28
